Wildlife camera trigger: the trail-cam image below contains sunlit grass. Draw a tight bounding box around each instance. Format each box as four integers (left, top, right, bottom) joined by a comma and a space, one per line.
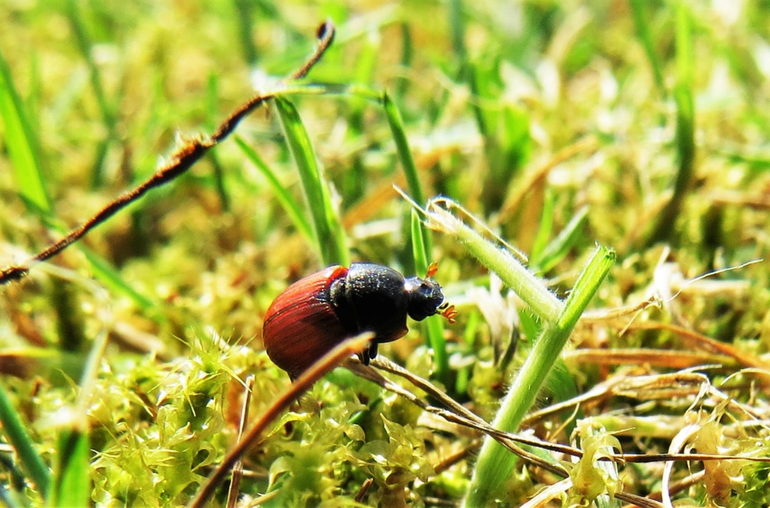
1, 1, 769, 506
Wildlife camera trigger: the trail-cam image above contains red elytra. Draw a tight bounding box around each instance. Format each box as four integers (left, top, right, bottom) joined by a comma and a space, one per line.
262, 266, 350, 380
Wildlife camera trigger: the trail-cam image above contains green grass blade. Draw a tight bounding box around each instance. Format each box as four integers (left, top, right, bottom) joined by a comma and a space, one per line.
532, 206, 589, 274
395, 22, 413, 98
79, 246, 157, 312
64, 0, 114, 128
232, 0, 258, 65
557, 247, 617, 329
410, 209, 430, 289
354, 33, 378, 85
449, 0, 467, 59
382, 92, 425, 206
47, 430, 90, 508
274, 96, 349, 267
63, 0, 118, 187
411, 210, 448, 381
629, 0, 666, 97
465, 246, 615, 506
648, 0, 695, 245
382, 91, 434, 266
529, 189, 555, 263
0, 46, 51, 214
46, 296, 107, 508
0, 380, 51, 498
234, 135, 314, 244
467, 57, 532, 208
455, 310, 481, 395
207, 74, 230, 212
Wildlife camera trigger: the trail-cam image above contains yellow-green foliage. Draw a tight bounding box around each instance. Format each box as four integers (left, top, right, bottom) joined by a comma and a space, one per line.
2, 1, 770, 506
90, 341, 230, 506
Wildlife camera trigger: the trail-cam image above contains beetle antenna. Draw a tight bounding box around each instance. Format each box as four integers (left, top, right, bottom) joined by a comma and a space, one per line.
426, 262, 438, 279
438, 302, 458, 324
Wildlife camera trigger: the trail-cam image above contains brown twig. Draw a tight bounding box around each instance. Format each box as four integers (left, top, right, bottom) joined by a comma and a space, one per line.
0, 21, 335, 286
352, 356, 770, 508
225, 375, 255, 508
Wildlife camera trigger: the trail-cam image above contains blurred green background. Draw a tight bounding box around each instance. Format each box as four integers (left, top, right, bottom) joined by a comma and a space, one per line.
1, 1, 769, 506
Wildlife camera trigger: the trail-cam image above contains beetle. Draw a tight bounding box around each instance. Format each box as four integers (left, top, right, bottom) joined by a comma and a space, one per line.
262, 262, 456, 379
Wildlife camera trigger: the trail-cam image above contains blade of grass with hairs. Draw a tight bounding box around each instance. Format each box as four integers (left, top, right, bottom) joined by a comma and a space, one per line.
404, 196, 615, 505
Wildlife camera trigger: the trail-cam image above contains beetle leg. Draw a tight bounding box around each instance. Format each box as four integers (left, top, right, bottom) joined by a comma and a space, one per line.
357, 340, 378, 365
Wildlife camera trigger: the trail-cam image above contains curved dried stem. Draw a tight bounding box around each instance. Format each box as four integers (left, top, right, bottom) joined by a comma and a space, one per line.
0, 21, 336, 285
189, 333, 371, 508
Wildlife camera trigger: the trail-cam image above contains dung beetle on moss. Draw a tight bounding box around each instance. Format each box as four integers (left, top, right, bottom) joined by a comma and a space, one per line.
263, 263, 457, 379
